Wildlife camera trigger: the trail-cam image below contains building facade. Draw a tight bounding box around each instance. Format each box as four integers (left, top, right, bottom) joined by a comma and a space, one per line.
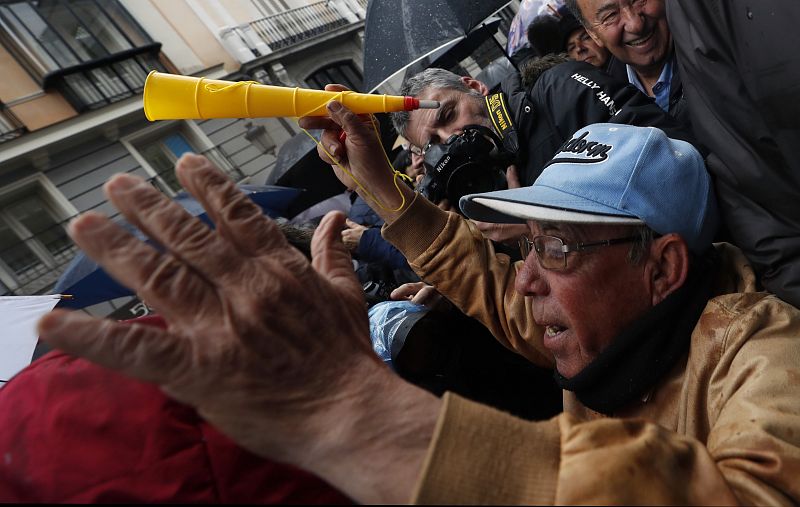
0, 0, 516, 318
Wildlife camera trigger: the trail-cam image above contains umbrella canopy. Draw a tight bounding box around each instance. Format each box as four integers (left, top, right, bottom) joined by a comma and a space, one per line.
395, 18, 503, 88
363, 0, 512, 92
54, 185, 302, 310
272, 130, 347, 218
274, 117, 401, 218
271, 129, 323, 183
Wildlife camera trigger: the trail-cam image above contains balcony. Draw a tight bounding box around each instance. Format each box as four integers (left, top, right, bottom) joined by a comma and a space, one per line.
54, 51, 166, 112
0, 106, 26, 144
249, 1, 352, 52
0, 0, 164, 112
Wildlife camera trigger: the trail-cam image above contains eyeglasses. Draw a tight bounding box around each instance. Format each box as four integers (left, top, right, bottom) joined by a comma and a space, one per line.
518, 234, 640, 270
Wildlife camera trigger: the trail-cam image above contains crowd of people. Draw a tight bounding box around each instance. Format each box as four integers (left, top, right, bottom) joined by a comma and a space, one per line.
1, 0, 799, 504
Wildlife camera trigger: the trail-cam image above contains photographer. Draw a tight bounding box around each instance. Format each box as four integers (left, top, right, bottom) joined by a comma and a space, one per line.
392, 59, 694, 243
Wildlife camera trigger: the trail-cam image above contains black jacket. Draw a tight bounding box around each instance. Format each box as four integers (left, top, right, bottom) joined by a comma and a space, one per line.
605, 52, 690, 131
667, 0, 800, 307
499, 60, 695, 186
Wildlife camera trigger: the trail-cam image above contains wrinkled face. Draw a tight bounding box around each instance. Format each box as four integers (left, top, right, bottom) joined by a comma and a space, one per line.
577, 0, 671, 73
404, 86, 491, 156
515, 221, 652, 378
566, 27, 609, 67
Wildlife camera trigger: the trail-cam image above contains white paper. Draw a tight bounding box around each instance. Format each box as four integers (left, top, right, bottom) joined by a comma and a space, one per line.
0, 295, 61, 383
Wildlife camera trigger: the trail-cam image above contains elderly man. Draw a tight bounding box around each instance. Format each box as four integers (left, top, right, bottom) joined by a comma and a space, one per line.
38, 100, 800, 503
565, 0, 686, 123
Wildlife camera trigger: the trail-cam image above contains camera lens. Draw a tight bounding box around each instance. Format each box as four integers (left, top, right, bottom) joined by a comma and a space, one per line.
446, 163, 507, 204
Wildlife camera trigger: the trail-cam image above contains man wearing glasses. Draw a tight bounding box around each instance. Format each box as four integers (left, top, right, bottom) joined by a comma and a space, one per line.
39, 117, 800, 503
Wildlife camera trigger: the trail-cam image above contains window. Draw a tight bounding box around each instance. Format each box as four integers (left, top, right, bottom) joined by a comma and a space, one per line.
0, 0, 163, 111
0, 189, 76, 295
0, 0, 151, 77
58, 53, 164, 111
125, 123, 245, 197
138, 132, 195, 194
306, 60, 363, 92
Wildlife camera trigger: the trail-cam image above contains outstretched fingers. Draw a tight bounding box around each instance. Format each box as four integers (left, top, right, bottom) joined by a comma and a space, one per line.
38, 310, 193, 386
104, 172, 241, 282
176, 154, 290, 258
68, 211, 221, 325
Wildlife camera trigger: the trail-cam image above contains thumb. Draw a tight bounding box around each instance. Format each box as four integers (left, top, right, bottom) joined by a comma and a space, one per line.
506, 164, 521, 189
326, 101, 372, 145
325, 84, 351, 92
311, 211, 362, 299
345, 218, 359, 228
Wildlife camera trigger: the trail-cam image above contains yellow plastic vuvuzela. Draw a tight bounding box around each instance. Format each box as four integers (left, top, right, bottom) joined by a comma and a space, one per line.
143, 71, 439, 120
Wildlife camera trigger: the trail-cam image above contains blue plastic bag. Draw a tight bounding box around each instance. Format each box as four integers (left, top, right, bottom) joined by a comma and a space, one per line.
368, 300, 430, 367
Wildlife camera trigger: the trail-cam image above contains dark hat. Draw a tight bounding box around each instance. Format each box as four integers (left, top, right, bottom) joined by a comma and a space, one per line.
526, 14, 561, 57
557, 8, 584, 51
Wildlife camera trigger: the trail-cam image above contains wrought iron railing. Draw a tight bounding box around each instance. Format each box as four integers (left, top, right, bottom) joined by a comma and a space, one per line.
249, 1, 350, 51
55, 52, 165, 112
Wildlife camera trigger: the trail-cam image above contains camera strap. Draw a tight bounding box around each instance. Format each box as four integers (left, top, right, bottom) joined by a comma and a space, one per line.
485, 93, 520, 156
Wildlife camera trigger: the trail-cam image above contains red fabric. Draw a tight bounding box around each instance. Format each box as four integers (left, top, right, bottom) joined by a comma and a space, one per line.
0, 315, 351, 504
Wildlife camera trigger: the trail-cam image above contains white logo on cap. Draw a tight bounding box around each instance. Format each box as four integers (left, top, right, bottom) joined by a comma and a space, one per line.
547, 131, 613, 166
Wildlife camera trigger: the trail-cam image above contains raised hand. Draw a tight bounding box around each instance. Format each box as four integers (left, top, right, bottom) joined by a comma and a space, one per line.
298, 86, 416, 224
390, 282, 450, 311
38, 154, 388, 467
341, 218, 368, 252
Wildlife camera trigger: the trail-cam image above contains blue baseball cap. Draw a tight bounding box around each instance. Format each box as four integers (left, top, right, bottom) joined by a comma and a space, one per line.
460, 123, 719, 253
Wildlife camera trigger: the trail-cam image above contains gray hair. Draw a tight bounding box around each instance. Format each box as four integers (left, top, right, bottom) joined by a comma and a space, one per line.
389, 68, 482, 138
564, 0, 587, 27
627, 225, 657, 264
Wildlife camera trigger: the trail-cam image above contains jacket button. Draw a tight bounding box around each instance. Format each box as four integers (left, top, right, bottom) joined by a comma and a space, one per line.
524, 105, 531, 113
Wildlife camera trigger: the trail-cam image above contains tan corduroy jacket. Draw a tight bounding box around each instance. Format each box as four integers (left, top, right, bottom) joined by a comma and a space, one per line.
382, 196, 800, 505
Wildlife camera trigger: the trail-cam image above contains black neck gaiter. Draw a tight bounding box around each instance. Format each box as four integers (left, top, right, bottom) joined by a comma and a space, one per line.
553, 249, 719, 415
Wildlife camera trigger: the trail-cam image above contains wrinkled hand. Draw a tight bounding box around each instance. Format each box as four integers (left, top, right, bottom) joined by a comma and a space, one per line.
470, 165, 527, 244
37, 154, 382, 467
341, 218, 367, 252
391, 282, 451, 311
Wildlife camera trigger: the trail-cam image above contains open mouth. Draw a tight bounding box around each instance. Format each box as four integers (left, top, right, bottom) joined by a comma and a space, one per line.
545, 325, 567, 337
625, 30, 654, 47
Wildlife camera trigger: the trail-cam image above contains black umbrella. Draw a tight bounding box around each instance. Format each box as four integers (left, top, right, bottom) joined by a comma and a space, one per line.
363, 0, 513, 92
396, 18, 504, 88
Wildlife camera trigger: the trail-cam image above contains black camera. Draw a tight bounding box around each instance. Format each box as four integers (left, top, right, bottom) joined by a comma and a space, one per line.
418, 125, 513, 208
